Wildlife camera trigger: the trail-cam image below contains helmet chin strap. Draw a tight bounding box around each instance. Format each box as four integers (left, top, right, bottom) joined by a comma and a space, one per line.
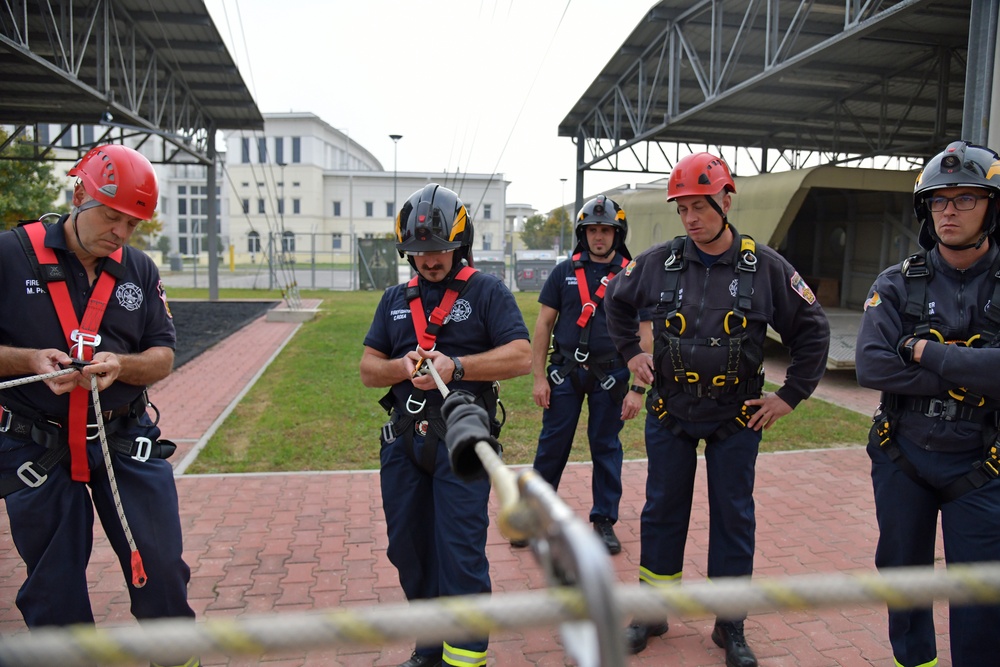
704, 196, 730, 244
928, 210, 997, 252
70, 208, 98, 257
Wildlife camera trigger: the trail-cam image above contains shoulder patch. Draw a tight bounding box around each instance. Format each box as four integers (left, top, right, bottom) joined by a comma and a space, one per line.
864, 291, 881, 311
624, 259, 637, 276
789, 271, 816, 305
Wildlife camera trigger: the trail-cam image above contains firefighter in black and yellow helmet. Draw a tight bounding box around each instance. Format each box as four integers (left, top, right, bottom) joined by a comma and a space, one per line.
361, 184, 531, 667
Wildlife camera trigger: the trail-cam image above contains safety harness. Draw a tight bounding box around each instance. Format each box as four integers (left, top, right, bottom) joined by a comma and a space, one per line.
646, 234, 764, 442
379, 266, 502, 473
874, 249, 1000, 502
548, 252, 630, 402
1, 221, 175, 497
14, 221, 126, 482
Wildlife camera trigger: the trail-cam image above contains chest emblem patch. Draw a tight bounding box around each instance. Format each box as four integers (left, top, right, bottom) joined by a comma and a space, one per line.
116, 282, 143, 312
449, 298, 472, 323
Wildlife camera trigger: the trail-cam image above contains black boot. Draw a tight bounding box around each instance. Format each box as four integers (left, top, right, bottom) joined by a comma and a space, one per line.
624, 619, 668, 654
398, 651, 443, 667
711, 620, 758, 667
592, 517, 622, 554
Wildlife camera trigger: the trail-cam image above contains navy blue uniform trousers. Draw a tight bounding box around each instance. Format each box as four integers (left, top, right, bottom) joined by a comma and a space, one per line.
0, 420, 193, 627
532, 365, 628, 522
640, 414, 760, 597
869, 434, 1000, 667
380, 431, 491, 657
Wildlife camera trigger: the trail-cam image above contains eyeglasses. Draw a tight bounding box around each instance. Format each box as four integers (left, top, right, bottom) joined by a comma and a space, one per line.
926, 194, 991, 212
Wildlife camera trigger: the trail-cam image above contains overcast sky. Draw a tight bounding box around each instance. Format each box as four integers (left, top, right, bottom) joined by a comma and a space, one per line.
203, 0, 658, 214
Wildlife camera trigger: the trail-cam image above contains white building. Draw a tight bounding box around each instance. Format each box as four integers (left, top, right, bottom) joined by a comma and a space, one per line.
221, 112, 510, 266
8, 115, 512, 275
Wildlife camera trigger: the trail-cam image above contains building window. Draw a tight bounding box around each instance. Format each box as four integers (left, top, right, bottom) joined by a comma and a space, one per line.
275, 137, 284, 165
83, 126, 94, 144
386, 202, 395, 218
241, 138, 250, 163
241, 199, 249, 214
363, 232, 375, 239
293, 199, 301, 214
482, 233, 492, 250
248, 231, 261, 253
241, 181, 249, 188
483, 204, 492, 220
277, 199, 284, 215
292, 137, 301, 163
365, 201, 373, 217
333, 201, 342, 217
257, 137, 267, 163
174, 183, 219, 258
332, 233, 342, 250
281, 230, 295, 252
258, 199, 265, 214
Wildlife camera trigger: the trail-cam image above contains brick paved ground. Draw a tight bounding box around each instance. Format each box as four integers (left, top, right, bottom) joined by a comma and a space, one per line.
0, 303, 952, 666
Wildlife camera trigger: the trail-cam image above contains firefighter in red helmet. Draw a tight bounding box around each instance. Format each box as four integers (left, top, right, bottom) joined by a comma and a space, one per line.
605, 151, 830, 666
0, 144, 198, 667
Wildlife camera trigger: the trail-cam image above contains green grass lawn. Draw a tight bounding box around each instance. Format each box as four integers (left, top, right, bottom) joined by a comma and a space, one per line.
174, 289, 872, 474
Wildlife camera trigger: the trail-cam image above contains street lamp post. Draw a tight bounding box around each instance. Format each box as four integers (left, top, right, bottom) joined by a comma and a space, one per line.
559, 177, 568, 254
389, 134, 403, 220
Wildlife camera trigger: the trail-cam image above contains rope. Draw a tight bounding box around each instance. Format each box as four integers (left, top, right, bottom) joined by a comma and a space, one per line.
0, 364, 147, 587
2, 563, 999, 667
0, 367, 76, 391
420, 356, 532, 541
89, 375, 146, 588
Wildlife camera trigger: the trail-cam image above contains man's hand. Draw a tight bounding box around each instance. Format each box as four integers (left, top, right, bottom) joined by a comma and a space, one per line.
408, 348, 451, 391
621, 389, 643, 420
76, 352, 120, 392
532, 376, 551, 409
743, 392, 792, 431
627, 352, 654, 385
36, 349, 77, 395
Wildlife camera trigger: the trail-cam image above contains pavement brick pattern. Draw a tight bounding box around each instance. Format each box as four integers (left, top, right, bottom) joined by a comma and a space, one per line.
0, 301, 951, 666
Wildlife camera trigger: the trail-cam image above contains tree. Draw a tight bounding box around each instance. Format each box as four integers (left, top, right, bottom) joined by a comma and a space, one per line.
130, 211, 164, 250
546, 207, 573, 254
0, 129, 65, 230
520, 214, 552, 249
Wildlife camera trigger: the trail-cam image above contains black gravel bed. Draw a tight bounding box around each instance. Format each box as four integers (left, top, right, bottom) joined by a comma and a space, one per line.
168, 300, 278, 369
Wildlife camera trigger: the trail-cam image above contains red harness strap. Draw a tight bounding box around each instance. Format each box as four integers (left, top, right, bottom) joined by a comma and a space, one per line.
407, 265, 479, 350
574, 253, 630, 328
22, 222, 123, 482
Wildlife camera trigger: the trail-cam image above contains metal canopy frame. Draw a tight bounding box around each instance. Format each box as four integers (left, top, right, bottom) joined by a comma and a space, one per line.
559, 0, 989, 188
0, 0, 263, 165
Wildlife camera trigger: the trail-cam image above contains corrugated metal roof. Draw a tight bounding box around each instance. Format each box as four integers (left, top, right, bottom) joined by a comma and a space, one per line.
560, 0, 972, 167
0, 0, 262, 155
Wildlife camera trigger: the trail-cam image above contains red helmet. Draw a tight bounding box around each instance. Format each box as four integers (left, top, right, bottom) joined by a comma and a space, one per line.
667, 152, 736, 201
68, 144, 158, 220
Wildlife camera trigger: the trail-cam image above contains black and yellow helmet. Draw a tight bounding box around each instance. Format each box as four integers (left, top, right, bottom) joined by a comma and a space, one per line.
574, 194, 630, 259
914, 140, 1000, 250
395, 184, 473, 261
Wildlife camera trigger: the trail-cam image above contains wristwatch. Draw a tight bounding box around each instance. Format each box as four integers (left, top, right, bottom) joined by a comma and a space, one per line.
899, 337, 919, 363
451, 356, 465, 381
630, 384, 646, 394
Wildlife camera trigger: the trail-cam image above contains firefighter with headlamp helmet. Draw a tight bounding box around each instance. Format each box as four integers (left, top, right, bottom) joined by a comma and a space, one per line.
364, 183, 530, 667
857, 140, 1000, 667
524, 194, 640, 555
